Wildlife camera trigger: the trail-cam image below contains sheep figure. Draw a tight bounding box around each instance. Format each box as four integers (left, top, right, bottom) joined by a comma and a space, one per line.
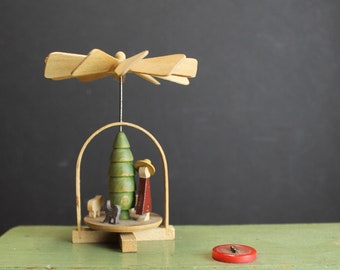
87, 195, 104, 218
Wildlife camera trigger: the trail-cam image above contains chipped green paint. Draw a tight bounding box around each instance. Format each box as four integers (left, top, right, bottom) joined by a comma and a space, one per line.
2, 224, 340, 269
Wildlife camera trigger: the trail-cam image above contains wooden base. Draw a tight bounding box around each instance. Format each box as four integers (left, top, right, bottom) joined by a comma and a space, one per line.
133, 225, 175, 241
119, 233, 137, 252
84, 212, 163, 233
72, 225, 175, 253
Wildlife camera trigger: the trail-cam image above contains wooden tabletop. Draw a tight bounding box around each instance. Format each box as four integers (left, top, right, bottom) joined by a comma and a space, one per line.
1, 223, 339, 269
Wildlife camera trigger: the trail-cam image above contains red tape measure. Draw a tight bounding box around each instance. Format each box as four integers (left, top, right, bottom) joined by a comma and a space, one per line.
212, 244, 256, 263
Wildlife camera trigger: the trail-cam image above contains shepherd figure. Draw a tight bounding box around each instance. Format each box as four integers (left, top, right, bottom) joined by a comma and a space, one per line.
134, 159, 156, 221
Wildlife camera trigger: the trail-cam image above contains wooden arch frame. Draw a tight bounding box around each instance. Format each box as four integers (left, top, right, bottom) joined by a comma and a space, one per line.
75, 121, 170, 233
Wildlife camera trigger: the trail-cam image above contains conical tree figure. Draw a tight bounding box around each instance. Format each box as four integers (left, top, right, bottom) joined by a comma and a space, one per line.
108, 131, 135, 220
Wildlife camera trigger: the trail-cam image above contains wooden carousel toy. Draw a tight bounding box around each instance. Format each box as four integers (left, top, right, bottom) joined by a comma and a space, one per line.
44, 48, 198, 252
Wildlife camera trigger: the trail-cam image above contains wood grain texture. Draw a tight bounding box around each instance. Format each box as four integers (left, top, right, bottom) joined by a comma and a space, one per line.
119, 233, 137, 253
44, 49, 197, 84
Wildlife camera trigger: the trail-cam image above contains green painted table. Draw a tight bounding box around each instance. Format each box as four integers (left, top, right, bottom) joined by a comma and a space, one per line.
1, 224, 340, 269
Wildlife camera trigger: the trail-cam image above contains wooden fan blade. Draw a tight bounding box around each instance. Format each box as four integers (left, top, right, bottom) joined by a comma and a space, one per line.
134, 73, 160, 85
130, 54, 186, 76
72, 49, 118, 77
76, 73, 112, 82
172, 58, 198, 78
114, 50, 149, 77
44, 52, 86, 80
155, 75, 190, 85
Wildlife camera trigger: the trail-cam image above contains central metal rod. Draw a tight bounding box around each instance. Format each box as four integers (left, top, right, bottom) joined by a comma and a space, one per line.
119, 76, 123, 131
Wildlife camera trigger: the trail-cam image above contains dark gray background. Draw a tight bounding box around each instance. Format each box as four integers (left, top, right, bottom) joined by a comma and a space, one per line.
1, 0, 339, 235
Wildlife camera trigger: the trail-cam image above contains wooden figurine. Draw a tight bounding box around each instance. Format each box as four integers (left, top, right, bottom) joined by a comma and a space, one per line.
103, 200, 121, 224
87, 195, 104, 218
133, 159, 156, 221
108, 131, 135, 220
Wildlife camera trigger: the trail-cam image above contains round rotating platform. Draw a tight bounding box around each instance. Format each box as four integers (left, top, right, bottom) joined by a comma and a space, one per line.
84, 212, 163, 233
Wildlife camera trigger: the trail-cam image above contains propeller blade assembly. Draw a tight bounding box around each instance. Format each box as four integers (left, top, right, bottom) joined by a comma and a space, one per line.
44, 48, 198, 85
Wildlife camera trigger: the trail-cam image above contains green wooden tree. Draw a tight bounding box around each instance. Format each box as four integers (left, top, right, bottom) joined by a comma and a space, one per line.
108, 131, 135, 220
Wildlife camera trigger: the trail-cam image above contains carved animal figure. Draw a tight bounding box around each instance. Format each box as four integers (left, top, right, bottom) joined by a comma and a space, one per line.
103, 200, 121, 224
87, 195, 104, 218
